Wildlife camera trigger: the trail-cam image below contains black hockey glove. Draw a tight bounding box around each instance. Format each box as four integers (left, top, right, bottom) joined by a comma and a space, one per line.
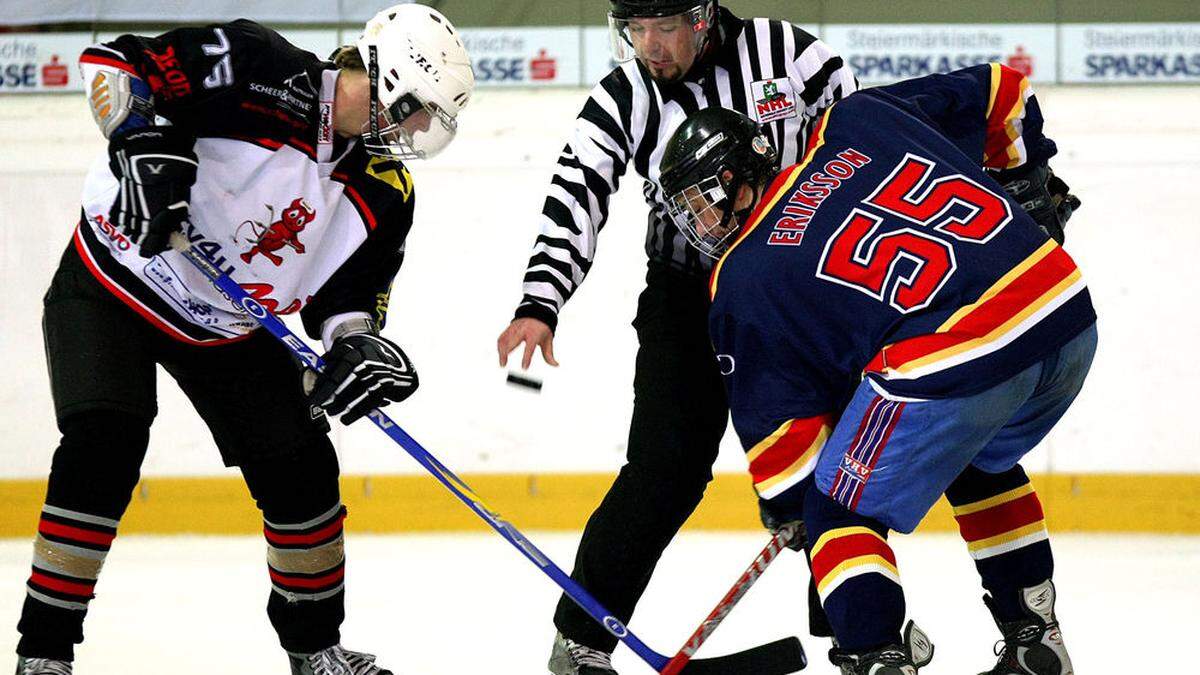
108, 126, 198, 258
308, 333, 419, 424
758, 498, 807, 552
992, 162, 1081, 245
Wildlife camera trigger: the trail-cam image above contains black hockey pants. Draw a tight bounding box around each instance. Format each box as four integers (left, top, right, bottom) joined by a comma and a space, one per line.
16, 243, 344, 660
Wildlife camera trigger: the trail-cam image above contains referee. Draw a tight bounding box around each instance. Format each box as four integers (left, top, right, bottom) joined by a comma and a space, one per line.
494, 2, 857, 672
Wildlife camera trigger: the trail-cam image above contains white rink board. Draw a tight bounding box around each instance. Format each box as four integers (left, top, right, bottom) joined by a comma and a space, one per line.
0, 85, 1198, 479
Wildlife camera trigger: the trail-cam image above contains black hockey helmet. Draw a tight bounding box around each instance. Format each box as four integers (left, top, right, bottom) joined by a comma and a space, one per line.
660, 108, 777, 259
610, 0, 716, 19
607, 0, 717, 63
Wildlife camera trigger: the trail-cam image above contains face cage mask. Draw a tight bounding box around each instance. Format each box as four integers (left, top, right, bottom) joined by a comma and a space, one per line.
365, 46, 458, 160
665, 174, 742, 260
607, 3, 712, 63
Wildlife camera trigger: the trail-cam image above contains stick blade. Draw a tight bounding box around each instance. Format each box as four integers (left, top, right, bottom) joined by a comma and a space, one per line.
679, 637, 806, 674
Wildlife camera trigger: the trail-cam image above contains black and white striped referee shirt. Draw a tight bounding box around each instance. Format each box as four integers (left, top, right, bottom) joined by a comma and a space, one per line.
514, 6, 858, 330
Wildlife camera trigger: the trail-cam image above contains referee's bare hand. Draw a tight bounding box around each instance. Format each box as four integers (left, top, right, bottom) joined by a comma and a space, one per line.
497, 318, 559, 369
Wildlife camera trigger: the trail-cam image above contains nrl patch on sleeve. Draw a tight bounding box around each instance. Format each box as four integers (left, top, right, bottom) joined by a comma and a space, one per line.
751, 77, 798, 124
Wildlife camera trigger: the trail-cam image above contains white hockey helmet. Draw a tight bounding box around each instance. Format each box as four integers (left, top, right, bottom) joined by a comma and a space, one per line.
356, 4, 475, 160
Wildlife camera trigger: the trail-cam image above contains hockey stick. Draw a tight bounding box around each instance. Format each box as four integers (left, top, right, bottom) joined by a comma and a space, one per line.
661, 524, 805, 675
169, 233, 806, 674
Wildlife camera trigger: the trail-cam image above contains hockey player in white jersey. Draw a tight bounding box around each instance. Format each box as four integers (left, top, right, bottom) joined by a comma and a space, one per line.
14, 5, 472, 675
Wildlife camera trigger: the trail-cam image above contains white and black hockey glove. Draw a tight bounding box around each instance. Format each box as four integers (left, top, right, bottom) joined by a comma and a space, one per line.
308, 333, 419, 424
107, 126, 198, 258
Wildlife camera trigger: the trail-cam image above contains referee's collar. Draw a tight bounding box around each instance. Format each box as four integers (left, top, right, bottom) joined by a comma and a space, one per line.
705, 6, 746, 71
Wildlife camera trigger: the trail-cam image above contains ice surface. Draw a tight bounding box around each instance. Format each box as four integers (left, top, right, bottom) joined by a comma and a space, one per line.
1, 532, 1196, 673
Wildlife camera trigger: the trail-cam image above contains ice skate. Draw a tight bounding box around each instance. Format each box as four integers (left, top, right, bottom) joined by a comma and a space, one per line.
288, 645, 393, 675
14, 657, 71, 675
981, 580, 1073, 675
548, 632, 617, 674
829, 621, 933, 675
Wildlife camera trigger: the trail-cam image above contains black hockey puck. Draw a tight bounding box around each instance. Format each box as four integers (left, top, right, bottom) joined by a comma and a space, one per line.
506, 372, 543, 391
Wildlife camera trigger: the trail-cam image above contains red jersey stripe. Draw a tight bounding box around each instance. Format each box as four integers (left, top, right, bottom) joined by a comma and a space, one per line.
288, 137, 316, 159
79, 53, 139, 77
866, 244, 1078, 373
73, 227, 254, 348
983, 65, 1024, 166
943, 247, 1077, 336
748, 418, 826, 483
336, 181, 377, 231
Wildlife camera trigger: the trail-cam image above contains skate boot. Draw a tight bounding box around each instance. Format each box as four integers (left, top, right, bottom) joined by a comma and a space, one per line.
14, 658, 71, 675
288, 645, 394, 675
829, 621, 934, 675
981, 580, 1073, 675
548, 632, 617, 674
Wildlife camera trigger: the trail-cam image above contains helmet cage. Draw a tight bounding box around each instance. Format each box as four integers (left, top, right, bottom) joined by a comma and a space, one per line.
665, 172, 740, 260
365, 45, 459, 160
608, 2, 713, 63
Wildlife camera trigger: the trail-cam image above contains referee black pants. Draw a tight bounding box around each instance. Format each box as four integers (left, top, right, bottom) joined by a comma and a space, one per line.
16, 244, 344, 660
553, 262, 729, 652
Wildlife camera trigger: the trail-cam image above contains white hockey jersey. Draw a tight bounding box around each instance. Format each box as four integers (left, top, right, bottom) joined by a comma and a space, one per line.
75, 20, 415, 345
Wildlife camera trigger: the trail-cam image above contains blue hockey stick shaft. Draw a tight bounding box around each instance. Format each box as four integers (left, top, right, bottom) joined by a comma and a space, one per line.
168, 234, 672, 671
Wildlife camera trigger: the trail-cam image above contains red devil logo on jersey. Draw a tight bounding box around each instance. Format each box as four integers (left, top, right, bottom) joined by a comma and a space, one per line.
238, 197, 316, 266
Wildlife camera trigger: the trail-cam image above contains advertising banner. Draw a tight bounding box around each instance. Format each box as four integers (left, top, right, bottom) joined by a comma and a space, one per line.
461, 27, 582, 87
4, 0, 406, 26
824, 24, 1057, 85
0, 33, 91, 93
583, 26, 619, 87
1061, 23, 1200, 83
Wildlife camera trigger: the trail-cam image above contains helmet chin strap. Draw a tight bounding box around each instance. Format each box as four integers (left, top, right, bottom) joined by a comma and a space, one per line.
716, 172, 751, 234
367, 45, 381, 144
733, 183, 762, 227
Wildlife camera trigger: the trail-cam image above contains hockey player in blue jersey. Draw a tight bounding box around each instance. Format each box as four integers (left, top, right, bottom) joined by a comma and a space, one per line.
658, 64, 1091, 675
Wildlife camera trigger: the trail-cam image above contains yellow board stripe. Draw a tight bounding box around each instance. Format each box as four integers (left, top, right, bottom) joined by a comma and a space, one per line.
0, 473, 1197, 537
952, 483, 1036, 516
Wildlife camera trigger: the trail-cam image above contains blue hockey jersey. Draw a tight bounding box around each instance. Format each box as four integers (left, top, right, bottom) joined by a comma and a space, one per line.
707, 64, 1096, 500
